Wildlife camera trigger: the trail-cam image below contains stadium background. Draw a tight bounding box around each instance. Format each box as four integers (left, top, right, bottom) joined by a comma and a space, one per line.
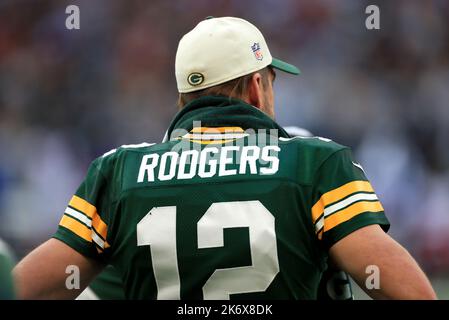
0, 0, 448, 299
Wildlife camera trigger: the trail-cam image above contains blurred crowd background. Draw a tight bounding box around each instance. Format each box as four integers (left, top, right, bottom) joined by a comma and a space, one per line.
0, 0, 448, 297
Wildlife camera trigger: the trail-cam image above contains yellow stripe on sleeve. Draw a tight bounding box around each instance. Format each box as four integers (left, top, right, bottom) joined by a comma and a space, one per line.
68, 195, 110, 248
69, 195, 97, 219
92, 214, 108, 240
59, 215, 92, 242
311, 180, 375, 223
323, 201, 384, 232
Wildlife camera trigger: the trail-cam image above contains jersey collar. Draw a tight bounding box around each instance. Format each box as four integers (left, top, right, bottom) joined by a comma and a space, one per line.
165, 95, 290, 141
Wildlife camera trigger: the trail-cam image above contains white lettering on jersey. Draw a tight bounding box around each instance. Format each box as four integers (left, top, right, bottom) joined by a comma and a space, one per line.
137, 145, 280, 183
178, 150, 199, 180
219, 146, 239, 177
239, 146, 260, 174
260, 146, 280, 175
138, 154, 160, 183
158, 152, 179, 181
198, 148, 218, 178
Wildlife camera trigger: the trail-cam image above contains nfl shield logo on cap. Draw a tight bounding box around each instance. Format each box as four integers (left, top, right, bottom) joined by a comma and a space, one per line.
175, 17, 299, 93
251, 42, 263, 61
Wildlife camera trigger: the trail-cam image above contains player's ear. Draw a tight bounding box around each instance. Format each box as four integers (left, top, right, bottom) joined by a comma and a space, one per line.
247, 72, 264, 109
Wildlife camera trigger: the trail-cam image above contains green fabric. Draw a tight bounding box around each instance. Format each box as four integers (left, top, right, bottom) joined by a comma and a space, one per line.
166, 95, 291, 140
89, 265, 126, 300
53, 227, 100, 261
53, 96, 389, 299
271, 58, 300, 75
0, 240, 15, 300
311, 148, 390, 249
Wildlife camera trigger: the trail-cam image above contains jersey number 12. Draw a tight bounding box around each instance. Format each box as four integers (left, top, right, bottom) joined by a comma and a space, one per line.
137, 200, 280, 299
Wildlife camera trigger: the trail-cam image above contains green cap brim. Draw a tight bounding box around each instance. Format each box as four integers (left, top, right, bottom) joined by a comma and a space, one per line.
270, 58, 300, 75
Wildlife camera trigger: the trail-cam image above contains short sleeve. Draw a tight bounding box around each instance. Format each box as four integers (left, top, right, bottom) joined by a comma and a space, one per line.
53, 157, 112, 262
311, 148, 390, 249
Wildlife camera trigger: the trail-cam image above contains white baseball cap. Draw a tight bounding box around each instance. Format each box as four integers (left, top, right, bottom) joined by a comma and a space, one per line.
175, 16, 300, 93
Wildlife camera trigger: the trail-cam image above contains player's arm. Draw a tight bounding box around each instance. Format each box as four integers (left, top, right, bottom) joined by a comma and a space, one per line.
310, 146, 436, 300
329, 224, 436, 300
14, 155, 115, 300
13, 238, 104, 300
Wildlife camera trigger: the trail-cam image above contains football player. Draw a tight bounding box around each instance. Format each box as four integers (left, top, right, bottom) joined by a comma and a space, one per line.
14, 17, 435, 300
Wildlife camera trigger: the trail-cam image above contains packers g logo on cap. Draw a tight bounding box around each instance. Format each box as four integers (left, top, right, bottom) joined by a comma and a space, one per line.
187, 72, 204, 86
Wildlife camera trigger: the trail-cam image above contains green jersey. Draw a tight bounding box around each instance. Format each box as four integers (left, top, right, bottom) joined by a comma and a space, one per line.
0, 239, 15, 300
54, 96, 389, 299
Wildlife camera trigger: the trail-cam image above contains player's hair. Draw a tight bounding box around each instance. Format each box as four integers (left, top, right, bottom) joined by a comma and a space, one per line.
177, 67, 271, 109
